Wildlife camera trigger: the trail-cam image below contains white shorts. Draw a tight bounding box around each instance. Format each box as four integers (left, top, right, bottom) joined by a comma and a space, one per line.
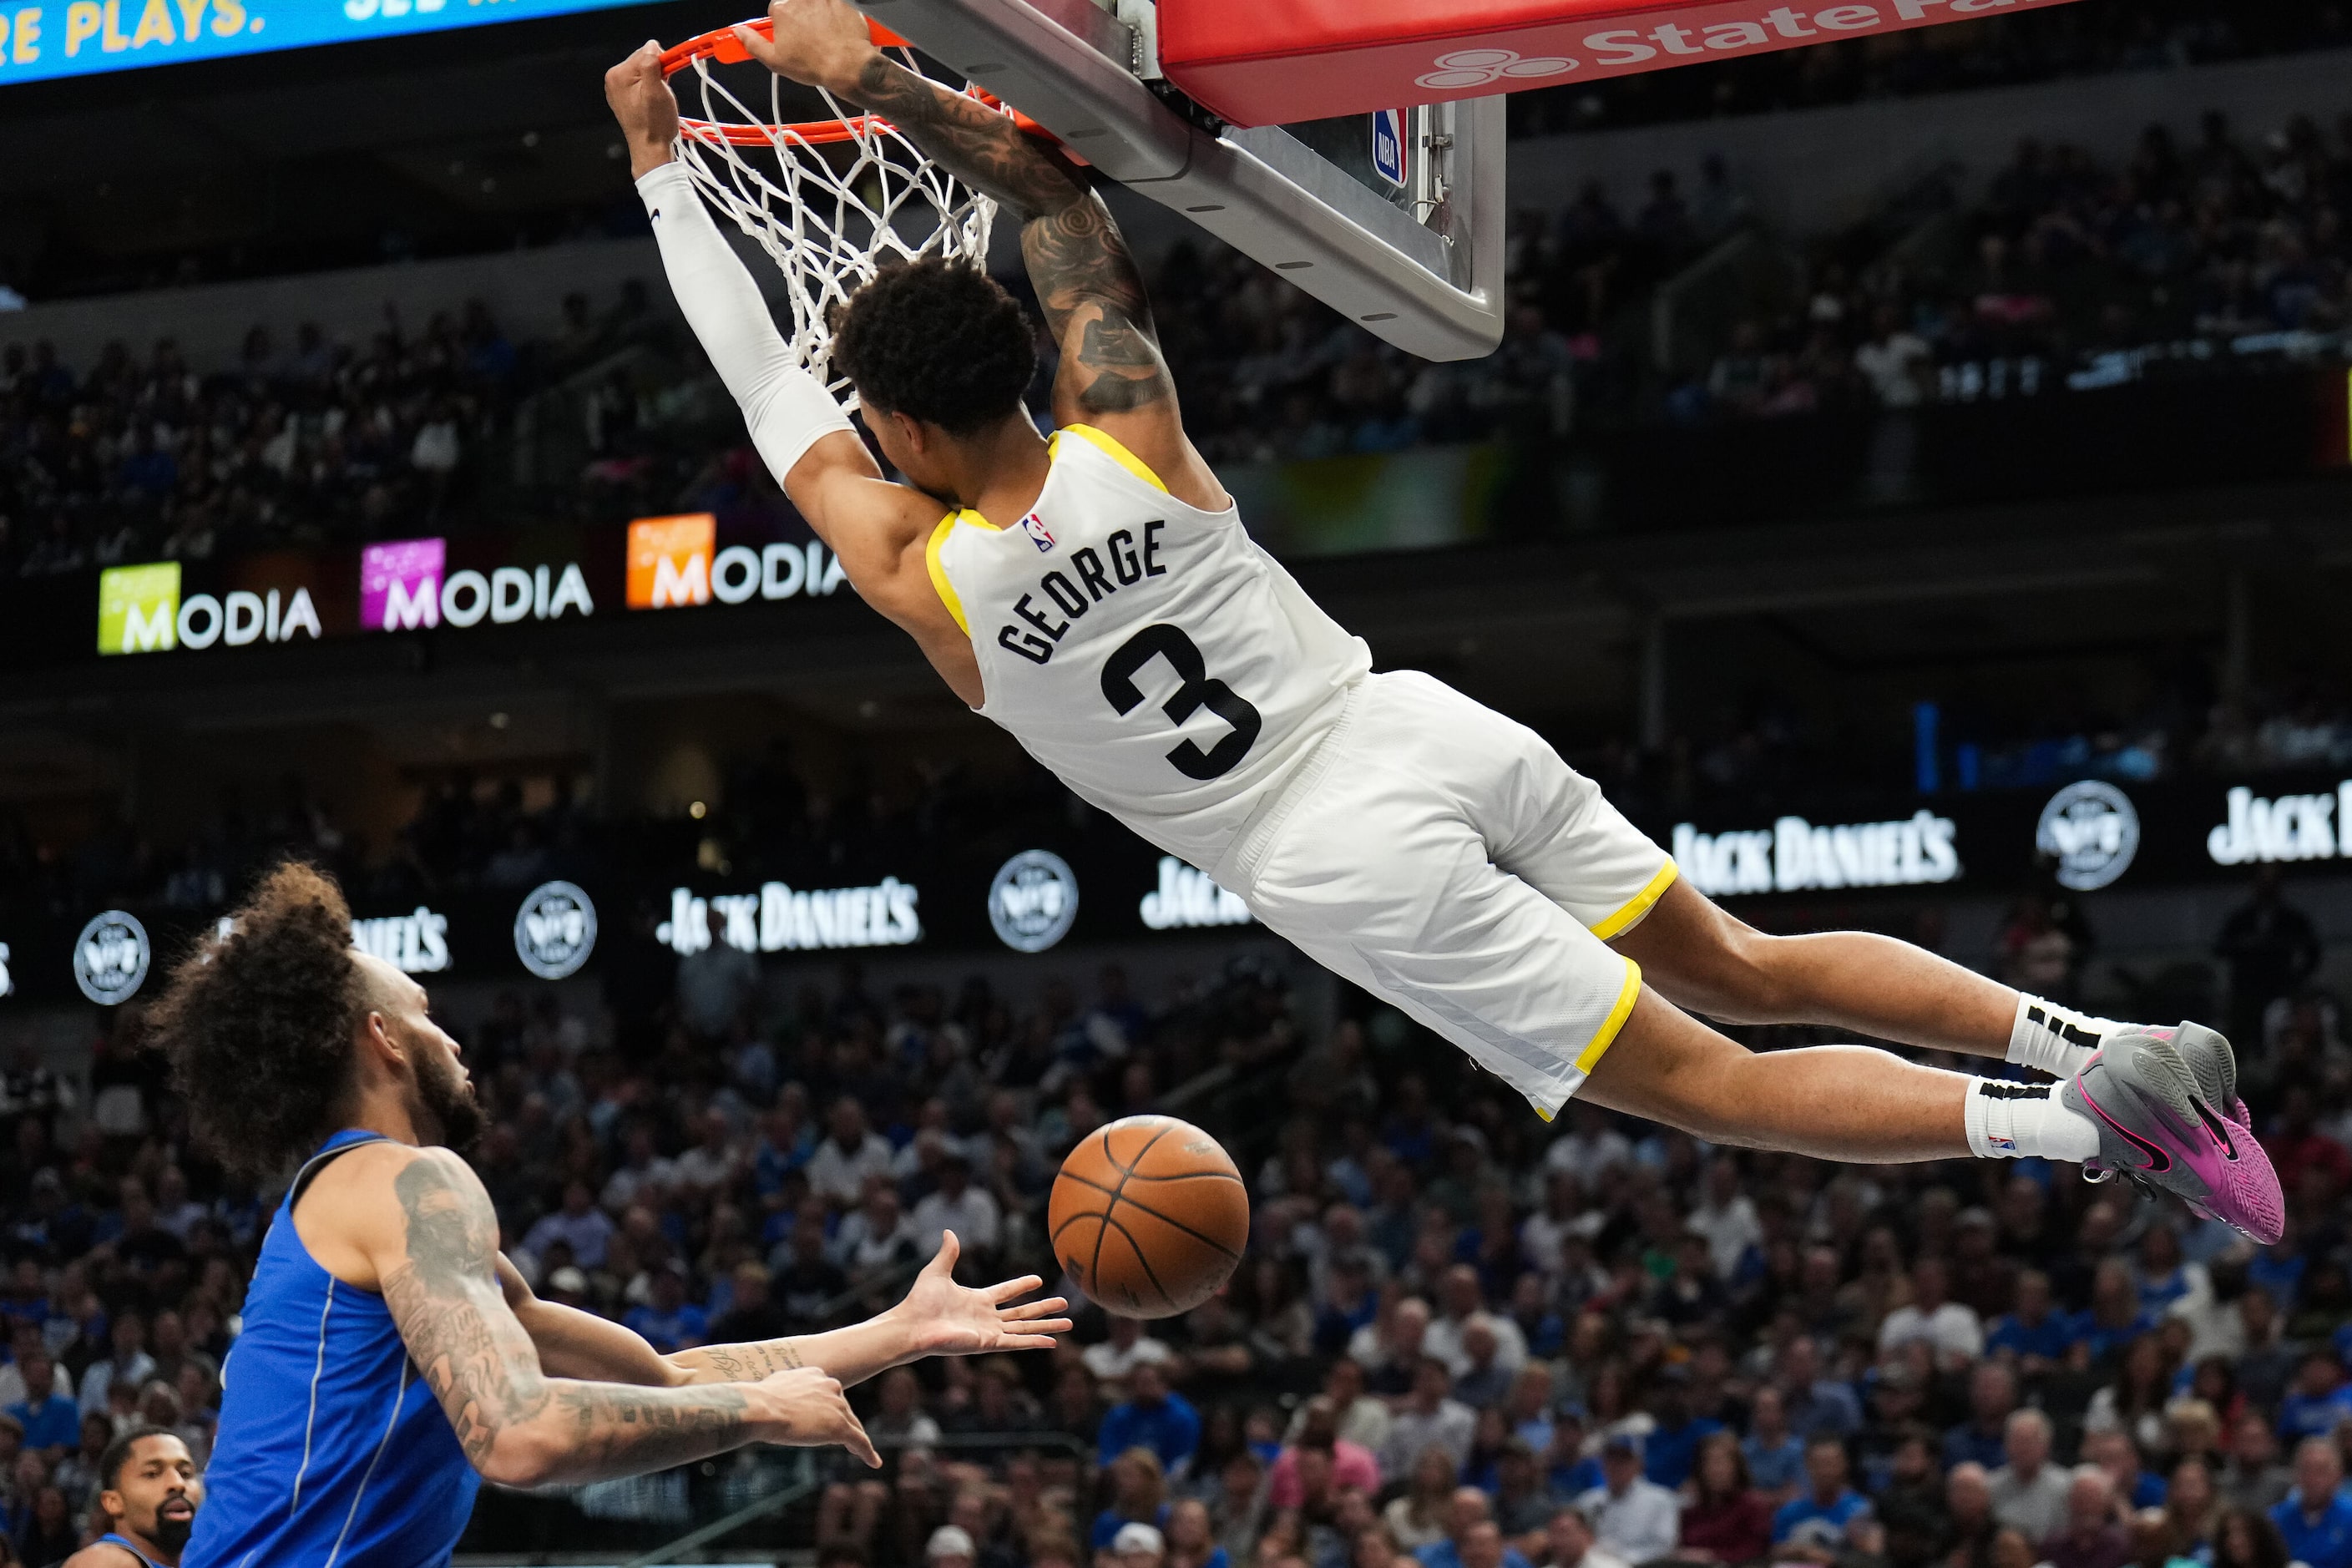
1222, 670, 1675, 1118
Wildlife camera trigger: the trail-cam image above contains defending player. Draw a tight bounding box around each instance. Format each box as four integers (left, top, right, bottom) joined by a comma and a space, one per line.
159, 863, 1070, 1568
60, 1427, 201, 1568
602, 3, 2280, 1245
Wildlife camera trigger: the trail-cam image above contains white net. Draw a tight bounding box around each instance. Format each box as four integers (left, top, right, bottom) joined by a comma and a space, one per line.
668, 36, 1002, 398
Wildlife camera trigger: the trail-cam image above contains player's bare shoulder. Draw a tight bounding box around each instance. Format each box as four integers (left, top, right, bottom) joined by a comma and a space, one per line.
290, 1140, 483, 1291
61, 1544, 149, 1568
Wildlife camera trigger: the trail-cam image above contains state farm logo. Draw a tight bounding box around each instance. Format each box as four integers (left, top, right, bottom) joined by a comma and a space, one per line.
1416, 48, 1576, 90
74, 912, 149, 1005
515, 881, 599, 980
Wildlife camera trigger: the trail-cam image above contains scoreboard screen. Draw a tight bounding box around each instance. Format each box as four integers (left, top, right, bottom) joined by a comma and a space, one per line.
0, 1, 656, 87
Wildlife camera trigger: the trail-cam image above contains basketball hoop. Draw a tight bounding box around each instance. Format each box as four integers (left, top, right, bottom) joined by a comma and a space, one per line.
660, 16, 1017, 395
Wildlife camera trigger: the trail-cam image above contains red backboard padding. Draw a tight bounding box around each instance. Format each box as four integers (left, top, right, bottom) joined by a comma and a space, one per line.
1159, 0, 2081, 127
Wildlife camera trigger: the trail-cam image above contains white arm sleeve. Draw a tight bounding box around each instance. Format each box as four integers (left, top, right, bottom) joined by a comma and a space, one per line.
637, 160, 856, 483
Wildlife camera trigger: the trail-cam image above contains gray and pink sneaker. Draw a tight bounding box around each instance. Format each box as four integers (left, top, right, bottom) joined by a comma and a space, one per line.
2061, 1029, 2284, 1246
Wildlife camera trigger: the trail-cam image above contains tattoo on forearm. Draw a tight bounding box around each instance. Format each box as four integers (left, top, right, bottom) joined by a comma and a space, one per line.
384, 1155, 755, 1483
852, 55, 1174, 415
549, 1383, 751, 1474
696, 1340, 807, 1382
852, 55, 1076, 222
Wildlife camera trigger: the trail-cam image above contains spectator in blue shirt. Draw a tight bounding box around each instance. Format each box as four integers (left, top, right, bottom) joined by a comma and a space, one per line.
1421, 1517, 1530, 1568
4, 1350, 78, 1454
1091, 1446, 1175, 1550
2248, 1239, 2307, 1315
1984, 1271, 2080, 1373
1742, 1385, 1807, 1499
621, 1262, 710, 1353
2079, 1261, 2156, 1366
2279, 1351, 2352, 1443
2271, 1439, 2352, 1568
2081, 1429, 2166, 1511
1942, 1363, 2020, 1473
1773, 1435, 1871, 1547
1543, 1410, 1602, 1500
1642, 1368, 1723, 1490
1777, 1337, 1862, 1439
1097, 1362, 1201, 1474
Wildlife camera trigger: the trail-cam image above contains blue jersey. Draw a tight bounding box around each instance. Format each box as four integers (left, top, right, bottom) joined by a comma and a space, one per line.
96, 1535, 164, 1568
186, 1131, 479, 1568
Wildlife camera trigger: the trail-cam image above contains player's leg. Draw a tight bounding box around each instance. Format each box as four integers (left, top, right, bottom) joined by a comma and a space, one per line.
1607, 877, 2022, 1058
1576, 985, 1967, 1161
1440, 687, 2208, 1094
1233, 672, 2279, 1234
1605, 876, 2249, 1110
1579, 983, 2283, 1241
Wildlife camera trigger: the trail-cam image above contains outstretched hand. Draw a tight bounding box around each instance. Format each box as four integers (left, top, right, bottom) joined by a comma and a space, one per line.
604, 41, 681, 179
893, 1232, 1073, 1358
733, 0, 884, 100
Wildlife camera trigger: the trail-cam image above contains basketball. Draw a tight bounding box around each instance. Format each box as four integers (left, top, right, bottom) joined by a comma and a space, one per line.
1050, 1115, 1251, 1319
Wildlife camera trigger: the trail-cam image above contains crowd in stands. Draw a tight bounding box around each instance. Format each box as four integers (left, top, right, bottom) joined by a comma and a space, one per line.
11, 83, 2352, 565
0, 281, 693, 577
0, 871, 2350, 1568
18, 96, 2352, 563
1677, 107, 2352, 426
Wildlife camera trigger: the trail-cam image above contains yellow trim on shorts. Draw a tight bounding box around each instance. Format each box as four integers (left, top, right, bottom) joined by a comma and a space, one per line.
925, 508, 999, 635
1530, 958, 1645, 1123
1576, 958, 1645, 1076
1590, 860, 1679, 941
1055, 422, 1170, 493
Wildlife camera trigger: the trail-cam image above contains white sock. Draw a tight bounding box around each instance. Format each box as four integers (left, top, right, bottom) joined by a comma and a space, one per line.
2007, 994, 2119, 1080
1965, 1077, 2101, 1162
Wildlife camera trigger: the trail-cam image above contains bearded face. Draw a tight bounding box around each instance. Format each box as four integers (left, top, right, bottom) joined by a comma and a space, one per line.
109, 1434, 200, 1551
412, 1029, 486, 1156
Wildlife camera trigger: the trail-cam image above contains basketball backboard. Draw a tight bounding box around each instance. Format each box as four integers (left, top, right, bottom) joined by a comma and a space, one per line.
854, 0, 1508, 362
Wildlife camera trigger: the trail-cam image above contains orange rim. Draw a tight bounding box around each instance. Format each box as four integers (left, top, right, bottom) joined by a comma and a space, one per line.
661, 14, 1050, 147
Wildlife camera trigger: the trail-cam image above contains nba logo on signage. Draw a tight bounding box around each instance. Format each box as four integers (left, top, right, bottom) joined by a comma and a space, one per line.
1371, 109, 1407, 190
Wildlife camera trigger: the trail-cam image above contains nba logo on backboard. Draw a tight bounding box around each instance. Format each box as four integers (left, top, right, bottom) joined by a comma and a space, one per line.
1370, 109, 1407, 190
1020, 513, 1055, 553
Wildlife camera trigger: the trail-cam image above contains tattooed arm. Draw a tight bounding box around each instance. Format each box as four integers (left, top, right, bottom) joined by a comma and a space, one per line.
675, 1232, 1073, 1387
734, 0, 1227, 510
500, 1236, 1066, 1393
353, 1147, 879, 1485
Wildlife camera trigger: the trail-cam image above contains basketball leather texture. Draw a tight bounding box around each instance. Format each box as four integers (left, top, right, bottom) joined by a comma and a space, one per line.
1050, 1115, 1249, 1319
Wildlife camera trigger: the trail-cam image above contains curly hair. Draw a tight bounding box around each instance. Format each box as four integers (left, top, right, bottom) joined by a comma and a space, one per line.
144, 860, 367, 1184
832, 259, 1036, 435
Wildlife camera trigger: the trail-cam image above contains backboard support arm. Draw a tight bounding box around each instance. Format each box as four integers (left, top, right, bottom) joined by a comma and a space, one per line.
858, 0, 1507, 361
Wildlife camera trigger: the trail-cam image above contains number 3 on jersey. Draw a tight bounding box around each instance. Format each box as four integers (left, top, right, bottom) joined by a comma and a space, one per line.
1100, 625, 1263, 781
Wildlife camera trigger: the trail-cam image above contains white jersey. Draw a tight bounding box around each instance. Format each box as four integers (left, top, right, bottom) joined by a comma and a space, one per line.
931, 423, 1371, 872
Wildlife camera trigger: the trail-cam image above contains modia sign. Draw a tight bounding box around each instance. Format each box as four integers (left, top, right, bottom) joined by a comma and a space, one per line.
362, 536, 593, 630
98, 561, 321, 655
627, 514, 848, 610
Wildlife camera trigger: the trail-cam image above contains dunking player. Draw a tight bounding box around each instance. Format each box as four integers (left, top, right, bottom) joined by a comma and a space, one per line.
161, 864, 1070, 1568
603, 1, 2281, 1243
60, 1426, 201, 1568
